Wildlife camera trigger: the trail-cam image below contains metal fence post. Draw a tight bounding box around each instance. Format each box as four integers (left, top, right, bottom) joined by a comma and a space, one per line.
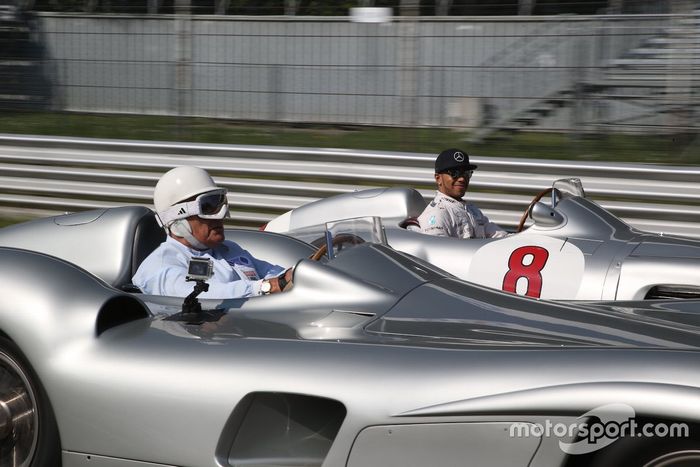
572, 23, 586, 136
148, 0, 160, 14
174, 0, 192, 137
398, 19, 418, 127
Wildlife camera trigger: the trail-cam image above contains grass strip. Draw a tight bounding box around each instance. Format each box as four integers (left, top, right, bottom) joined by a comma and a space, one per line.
1, 111, 699, 165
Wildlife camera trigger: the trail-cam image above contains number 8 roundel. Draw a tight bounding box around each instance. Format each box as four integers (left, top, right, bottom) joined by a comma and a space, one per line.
502, 246, 549, 298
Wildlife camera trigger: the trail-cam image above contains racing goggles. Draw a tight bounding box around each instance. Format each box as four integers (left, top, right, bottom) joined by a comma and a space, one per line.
158, 189, 229, 226
442, 168, 473, 180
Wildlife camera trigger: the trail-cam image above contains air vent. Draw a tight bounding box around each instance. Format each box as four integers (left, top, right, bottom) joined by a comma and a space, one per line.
645, 285, 700, 300
96, 295, 150, 336
220, 393, 346, 467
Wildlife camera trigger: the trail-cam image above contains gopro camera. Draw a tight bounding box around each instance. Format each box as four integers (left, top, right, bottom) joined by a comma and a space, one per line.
186, 257, 214, 282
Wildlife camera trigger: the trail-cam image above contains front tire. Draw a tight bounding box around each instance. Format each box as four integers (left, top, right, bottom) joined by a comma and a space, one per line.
0, 337, 61, 467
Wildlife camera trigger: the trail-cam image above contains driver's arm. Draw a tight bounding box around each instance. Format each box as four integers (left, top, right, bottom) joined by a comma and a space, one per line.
145, 265, 265, 298
133, 251, 266, 298
484, 219, 509, 238
229, 248, 292, 294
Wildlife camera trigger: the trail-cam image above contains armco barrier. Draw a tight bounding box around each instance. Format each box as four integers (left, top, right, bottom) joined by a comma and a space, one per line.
1, 134, 699, 237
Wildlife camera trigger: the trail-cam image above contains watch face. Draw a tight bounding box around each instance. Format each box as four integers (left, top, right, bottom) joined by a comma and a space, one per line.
261, 281, 271, 293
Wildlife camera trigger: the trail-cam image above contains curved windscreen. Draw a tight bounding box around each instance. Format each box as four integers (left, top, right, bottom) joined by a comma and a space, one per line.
322, 216, 387, 259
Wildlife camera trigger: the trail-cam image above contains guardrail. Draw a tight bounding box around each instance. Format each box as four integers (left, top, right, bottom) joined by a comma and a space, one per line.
1, 133, 699, 237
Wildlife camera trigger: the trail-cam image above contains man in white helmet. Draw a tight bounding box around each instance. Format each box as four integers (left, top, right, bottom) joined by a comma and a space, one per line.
132, 166, 293, 298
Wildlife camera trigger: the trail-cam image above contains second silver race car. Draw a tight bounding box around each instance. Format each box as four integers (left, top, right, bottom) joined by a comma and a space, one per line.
263, 178, 700, 301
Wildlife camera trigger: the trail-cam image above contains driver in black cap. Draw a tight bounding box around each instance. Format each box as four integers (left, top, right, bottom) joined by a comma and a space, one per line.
417, 148, 508, 239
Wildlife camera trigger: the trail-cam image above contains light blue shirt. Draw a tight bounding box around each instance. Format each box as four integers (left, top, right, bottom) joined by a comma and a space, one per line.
132, 236, 284, 299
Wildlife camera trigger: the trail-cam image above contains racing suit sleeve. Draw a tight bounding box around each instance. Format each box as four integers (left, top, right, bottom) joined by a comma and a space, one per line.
483, 216, 509, 238
418, 206, 455, 237
467, 204, 509, 239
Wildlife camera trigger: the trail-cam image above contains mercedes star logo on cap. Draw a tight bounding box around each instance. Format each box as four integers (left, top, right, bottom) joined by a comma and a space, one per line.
453, 151, 465, 162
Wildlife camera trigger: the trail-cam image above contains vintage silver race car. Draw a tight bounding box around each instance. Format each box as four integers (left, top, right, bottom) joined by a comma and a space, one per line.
0, 206, 699, 467
263, 178, 700, 301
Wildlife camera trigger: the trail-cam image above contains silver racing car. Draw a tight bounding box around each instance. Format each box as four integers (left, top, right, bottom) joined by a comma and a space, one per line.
0, 206, 699, 467
263, 178, 700, 301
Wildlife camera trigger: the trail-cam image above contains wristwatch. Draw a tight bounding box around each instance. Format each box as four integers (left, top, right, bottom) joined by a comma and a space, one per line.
260, 280, 272, 295
277, 273, 288, 292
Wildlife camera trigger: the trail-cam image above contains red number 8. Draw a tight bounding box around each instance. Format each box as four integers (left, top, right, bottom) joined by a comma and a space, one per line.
502, 246, 549, 298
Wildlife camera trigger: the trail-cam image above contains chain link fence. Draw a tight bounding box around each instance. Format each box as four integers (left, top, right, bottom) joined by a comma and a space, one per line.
2, 8, 700, 141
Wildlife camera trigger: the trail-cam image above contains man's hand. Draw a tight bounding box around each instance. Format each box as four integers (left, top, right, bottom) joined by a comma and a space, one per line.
270, 268, 294, 293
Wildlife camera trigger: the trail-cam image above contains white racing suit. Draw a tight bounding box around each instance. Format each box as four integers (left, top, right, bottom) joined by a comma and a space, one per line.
417, 191, 508, 239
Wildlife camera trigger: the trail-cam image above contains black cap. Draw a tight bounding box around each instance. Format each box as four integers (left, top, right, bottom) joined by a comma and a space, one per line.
434, 148, 477, 173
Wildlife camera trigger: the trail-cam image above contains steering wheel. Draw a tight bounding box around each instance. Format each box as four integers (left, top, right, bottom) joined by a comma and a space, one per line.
516, 188, 554, 233
309, 233, 365, 261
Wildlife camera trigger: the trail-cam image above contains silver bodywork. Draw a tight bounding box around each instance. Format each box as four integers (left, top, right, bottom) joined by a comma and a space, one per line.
0, 207, 699, 467
264, 182, 700, 300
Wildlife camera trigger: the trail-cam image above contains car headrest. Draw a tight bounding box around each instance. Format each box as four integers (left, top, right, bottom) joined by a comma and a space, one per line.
130, 211, 166, 280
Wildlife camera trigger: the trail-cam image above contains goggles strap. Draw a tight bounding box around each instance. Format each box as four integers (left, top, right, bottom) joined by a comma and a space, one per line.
178, 223, 209, 251
157, 200, 201, 226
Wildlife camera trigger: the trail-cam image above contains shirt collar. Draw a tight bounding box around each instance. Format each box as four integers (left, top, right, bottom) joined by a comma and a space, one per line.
165, 235, 229, 256
166, 235, 211, 256
435, 190, 466, 205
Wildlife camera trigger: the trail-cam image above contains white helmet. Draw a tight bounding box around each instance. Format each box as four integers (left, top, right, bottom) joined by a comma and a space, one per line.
153, 167, 229, 245
154, 166, 219, 214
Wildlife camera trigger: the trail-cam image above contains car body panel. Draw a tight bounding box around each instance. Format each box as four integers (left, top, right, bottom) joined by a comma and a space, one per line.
346, 422, 541, 467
